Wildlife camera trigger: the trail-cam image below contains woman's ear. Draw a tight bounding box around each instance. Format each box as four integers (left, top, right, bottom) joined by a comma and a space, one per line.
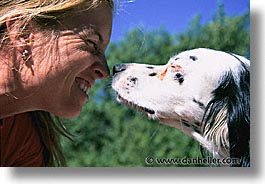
5, 15, 34, 53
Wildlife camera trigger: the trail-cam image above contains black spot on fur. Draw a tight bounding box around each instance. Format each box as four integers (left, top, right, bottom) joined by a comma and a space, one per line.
175, 73, 182, 78
174, 73, 184, 85
147, 66, 154, 69
193, 99, 205, 109
149, 73, 157, 76
177, 77, 184, 84
189, 55, 198, 61
194, 128, 201, 134
183, 122, 191, 127
129, 77, 138, 84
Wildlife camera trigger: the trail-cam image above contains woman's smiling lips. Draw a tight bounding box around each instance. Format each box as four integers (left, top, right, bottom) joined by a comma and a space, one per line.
75, 77, 94, 96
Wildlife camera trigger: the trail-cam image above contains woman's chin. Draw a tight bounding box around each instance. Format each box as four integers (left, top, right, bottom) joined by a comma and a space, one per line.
50, 104, 83, 119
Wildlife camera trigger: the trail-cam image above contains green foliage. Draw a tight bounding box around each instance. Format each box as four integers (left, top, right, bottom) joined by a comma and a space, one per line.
176, 3, 250, 57
61, 5, 250, 167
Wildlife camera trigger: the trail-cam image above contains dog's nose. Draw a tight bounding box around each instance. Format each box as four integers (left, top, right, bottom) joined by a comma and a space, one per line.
113, 64, 127, 75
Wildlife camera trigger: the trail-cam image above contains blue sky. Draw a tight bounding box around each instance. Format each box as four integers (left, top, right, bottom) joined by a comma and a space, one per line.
110, 0, 249, 42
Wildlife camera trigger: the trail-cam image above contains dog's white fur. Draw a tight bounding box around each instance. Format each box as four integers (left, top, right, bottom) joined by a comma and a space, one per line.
112, 48, 250, 165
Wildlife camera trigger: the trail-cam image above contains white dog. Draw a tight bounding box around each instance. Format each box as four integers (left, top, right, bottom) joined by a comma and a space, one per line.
112, 48, 250, 166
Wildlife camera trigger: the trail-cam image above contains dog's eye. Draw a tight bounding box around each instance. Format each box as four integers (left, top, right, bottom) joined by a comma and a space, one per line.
189, 56, 198, 61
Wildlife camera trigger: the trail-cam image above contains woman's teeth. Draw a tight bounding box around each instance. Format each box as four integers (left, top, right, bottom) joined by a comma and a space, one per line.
75, 77, 91, 96
79, 82, 90, 95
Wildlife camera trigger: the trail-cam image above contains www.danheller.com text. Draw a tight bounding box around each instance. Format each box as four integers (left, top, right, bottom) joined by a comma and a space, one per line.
145, 156, 240, 166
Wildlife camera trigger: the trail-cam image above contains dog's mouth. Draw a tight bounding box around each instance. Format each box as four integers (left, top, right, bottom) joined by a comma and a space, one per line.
117, 94, 155, 115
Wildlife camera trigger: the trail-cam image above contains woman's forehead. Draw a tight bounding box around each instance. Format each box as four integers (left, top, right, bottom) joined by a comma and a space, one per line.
59, 2, 112, 48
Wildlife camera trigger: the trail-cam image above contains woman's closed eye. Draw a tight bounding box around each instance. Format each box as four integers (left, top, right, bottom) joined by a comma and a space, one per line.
85, 39, 98, 52
77, 38, 99, 55
75, 28, 101, 55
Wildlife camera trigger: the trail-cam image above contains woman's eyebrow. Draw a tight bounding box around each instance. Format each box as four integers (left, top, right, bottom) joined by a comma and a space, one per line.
86, 27, 111, 50
93, 29, 103, 44
72, 25, 110, 50
78, 27, 102, 43
84, 24, 110, 46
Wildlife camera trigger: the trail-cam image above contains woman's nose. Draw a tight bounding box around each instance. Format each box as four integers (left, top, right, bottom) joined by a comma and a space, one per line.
91, 56, 110, 79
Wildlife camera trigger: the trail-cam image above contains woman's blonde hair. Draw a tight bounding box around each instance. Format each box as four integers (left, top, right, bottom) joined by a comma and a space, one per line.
0, 0, 115, 43
0, 0, 115, 166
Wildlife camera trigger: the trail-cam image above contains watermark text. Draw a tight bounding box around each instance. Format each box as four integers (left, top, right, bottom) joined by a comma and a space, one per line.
145, 156, 240, 166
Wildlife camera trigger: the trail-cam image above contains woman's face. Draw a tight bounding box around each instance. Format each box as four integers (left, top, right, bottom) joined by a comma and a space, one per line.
28, 2, 112, 118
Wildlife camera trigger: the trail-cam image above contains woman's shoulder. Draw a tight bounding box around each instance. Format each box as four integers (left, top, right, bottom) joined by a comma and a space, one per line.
0, 113, 44, 167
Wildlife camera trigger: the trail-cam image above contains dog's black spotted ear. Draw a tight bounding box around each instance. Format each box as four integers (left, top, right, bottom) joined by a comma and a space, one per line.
202, 62, 250, 167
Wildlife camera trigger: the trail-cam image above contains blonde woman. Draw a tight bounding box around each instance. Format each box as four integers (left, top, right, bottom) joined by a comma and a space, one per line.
0, 0, 114, 166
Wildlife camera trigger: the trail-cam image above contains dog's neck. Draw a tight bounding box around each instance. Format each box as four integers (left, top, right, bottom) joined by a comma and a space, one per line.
159, 119, 228, 159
